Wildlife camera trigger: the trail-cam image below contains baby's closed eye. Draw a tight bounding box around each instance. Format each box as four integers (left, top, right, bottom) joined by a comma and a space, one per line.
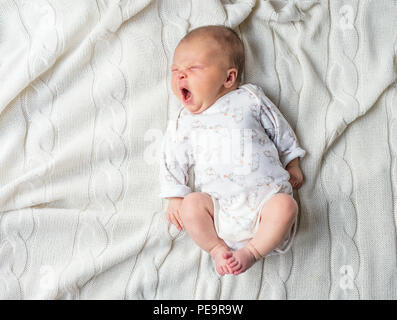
171, 65, 204, 73
186, 66, 204, 72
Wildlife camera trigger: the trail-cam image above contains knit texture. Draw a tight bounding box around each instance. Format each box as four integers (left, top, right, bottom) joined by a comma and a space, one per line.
0, 0, 396, 299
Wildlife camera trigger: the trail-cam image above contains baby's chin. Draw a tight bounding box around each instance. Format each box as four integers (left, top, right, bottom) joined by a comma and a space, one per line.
182, 101, 207, 114
181, 98, 215, 114
185, 104, 213, 114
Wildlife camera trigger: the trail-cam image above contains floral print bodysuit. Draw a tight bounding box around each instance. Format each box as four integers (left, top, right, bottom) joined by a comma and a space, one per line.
159, 83, 306, 248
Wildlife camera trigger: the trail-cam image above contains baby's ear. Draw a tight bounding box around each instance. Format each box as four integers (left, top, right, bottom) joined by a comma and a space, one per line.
224, 68, 238, 88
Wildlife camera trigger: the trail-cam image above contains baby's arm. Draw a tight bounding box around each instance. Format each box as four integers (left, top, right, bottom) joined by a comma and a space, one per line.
159, 117, 191, 229
252, 85, 306, 187
259, 102, 306, 169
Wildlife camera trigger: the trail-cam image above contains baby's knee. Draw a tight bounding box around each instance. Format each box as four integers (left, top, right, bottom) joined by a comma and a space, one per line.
182, 192, 203, 207
278, 194, 298, 221
180, 192, 208, 220
266, 193, 298, 223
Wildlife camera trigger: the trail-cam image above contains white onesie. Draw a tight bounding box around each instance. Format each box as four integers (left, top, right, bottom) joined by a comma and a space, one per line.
159, 83, 306, 253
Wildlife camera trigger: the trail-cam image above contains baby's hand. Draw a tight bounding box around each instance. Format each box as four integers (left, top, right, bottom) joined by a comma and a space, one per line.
166, 197, 184, 230
286, 158, 304, 189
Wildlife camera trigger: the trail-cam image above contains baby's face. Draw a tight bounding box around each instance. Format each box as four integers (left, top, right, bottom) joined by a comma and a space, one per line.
171, 38, 233, 114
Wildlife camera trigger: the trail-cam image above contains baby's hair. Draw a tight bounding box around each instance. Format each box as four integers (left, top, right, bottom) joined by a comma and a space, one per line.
180, 25, 245, 84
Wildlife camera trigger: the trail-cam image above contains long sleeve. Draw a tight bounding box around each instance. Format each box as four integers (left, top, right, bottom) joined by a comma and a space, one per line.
251, 85, 306, 168
158, 113, 192, 199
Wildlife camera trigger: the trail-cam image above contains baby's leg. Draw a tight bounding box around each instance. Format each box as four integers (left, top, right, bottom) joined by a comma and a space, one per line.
228, 193, 298, 275
180, 192, 234, 276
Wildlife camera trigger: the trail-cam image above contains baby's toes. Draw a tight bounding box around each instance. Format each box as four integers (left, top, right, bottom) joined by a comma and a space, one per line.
225, 255, 237, 266
222, 264, 232, 274
222, 251, 233, 259
228, 260, 239, 271
223, 264, 233, 275
229, 262, 237, 273
233, 270, 242, 276
217, 266, 225, 276
226, 255, 235, 264
235, 261, 243, 271
232, 264, 243, 275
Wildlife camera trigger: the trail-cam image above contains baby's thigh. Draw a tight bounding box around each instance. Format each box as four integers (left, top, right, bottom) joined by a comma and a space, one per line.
182, 192, 215, 217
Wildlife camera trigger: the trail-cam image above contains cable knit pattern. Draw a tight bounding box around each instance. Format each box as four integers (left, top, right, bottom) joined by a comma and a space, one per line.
0, 0, 58, 299
322, 0, 360, 299
0, 0, 397, 299
249, 2, 307, 299
386, 38, 397, 280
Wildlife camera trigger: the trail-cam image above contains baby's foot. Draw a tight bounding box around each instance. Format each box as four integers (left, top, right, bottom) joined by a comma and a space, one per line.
227, 243, 261, 275
209, 244, 234, 276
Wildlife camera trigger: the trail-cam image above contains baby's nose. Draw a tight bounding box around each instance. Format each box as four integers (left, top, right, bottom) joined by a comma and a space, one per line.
178, 71, 187, 79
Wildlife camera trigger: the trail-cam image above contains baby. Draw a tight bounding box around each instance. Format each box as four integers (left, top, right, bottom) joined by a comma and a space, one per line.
159, 25, 306, 276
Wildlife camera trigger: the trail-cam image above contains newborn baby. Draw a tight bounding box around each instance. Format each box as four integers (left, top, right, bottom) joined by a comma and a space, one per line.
159, 25, 306, 276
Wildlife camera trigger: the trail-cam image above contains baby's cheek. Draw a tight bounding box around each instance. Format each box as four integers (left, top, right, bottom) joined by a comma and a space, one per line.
170, 79, 179, 96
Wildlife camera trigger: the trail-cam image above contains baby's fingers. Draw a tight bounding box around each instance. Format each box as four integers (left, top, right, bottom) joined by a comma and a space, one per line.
166, 211, 173, 224
175, 212, 184, 230
168, 212, 183, 230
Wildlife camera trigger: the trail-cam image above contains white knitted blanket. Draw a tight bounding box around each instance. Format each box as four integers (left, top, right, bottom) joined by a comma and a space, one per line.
0, 0, 396, 299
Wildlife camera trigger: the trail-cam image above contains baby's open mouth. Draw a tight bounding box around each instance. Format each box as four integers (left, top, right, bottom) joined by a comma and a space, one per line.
181, 87, 192, 103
